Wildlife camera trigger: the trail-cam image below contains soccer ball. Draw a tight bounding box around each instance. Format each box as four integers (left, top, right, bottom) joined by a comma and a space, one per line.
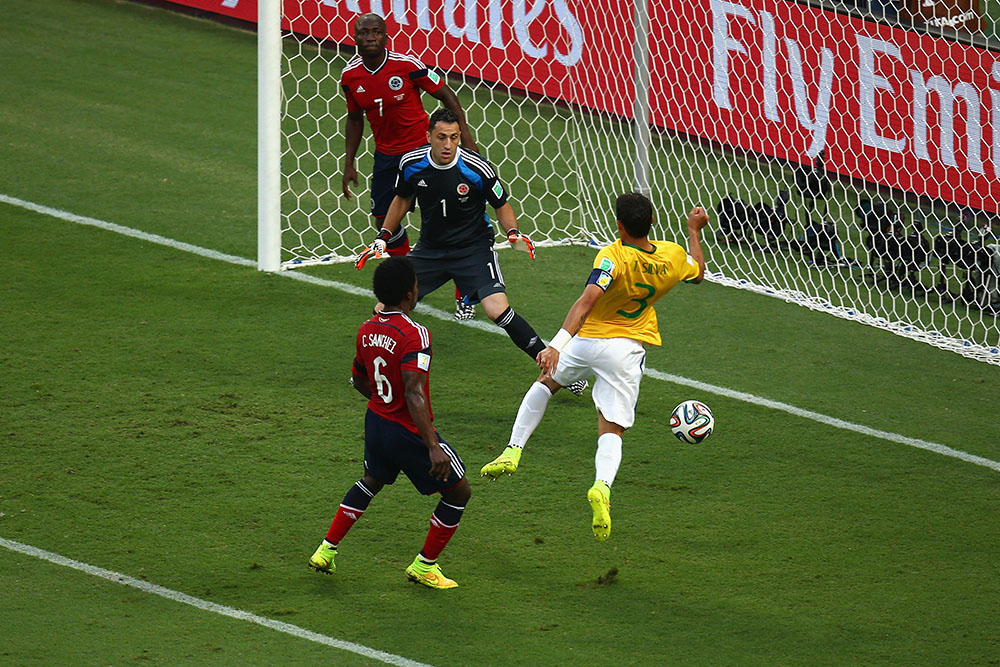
669, 400, 714, 444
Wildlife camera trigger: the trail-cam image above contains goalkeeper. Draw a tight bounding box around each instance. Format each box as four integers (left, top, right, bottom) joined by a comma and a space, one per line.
356, 109, 585, 396
481, 193, 709, 541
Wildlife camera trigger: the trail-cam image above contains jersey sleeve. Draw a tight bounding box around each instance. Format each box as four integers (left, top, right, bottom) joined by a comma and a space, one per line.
409, 63, 445, 95
586, 251, 617, 291
340, 71, 361, 114
677, 247, 702, 283
399, 330, 432, 374
483, 175, 509, 209
394, 163, 416, 199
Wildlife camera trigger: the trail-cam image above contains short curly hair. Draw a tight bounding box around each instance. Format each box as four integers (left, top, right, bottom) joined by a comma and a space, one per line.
372, 256, 416, 307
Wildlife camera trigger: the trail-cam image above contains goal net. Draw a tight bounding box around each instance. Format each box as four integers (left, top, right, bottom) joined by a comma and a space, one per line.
260, 0, 1000, 365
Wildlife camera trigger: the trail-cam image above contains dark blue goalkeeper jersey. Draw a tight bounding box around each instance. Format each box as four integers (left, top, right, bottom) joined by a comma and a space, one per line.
395, 146, 509, 257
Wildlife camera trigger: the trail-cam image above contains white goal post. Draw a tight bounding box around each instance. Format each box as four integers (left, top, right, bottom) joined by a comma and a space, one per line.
258, 0, 1000, 365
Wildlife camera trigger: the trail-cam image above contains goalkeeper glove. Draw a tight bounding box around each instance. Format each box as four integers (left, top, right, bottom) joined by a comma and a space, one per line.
507, 229, 536, 259
355, 228, 392, 270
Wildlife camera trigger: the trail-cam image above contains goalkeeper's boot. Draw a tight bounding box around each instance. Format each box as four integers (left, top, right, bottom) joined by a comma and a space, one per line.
567, 379, 589, 396
587, 481, 612, 542
454, 298, 476, 321
405, 557, 458, 589
308, 541, 338, 574
480, 445, 522, 479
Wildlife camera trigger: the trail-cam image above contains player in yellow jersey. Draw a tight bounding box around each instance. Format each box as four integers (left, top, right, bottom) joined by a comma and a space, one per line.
481, 192, 708, 541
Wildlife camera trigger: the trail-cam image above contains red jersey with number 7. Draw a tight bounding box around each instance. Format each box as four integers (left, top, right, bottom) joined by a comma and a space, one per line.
353, 309, 433, 434
341, 51, 445, 156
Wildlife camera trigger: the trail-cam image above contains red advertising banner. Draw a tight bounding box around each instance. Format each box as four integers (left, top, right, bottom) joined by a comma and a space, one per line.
168, 0, 256, 21
653, 0, 1000, 212
164, 0, 999, 212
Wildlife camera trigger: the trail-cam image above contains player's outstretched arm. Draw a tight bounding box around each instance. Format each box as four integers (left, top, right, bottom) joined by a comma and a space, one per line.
403, 370, 450, 481
538, 284, 604, 377
686, 206, 709, 284
342, 111, 364, 198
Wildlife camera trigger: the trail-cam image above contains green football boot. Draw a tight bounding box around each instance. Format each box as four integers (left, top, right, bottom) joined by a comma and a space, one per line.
308, 541, 338, 574
404, 557, 459, 589
480, 445, 522, 479
587, 481, 612, 541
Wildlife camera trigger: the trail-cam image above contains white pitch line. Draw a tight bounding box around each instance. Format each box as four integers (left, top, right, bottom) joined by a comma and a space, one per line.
4, 192, 999, 477
643, 368, 1000, 472
0, 537, 433, 667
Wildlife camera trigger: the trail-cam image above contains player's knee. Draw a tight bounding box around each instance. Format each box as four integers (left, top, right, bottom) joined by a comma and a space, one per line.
539, 376, 561, 393
443, 478, 471, 505
482, 294, 510, 320
361, 472, 385, 495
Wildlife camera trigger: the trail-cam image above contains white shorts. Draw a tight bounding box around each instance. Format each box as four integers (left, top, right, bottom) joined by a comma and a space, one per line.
550, 336, 646, 429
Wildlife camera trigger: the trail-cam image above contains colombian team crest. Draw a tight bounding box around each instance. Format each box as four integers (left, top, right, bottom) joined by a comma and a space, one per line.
456, 183, 470, 195
388, 75, 404, 91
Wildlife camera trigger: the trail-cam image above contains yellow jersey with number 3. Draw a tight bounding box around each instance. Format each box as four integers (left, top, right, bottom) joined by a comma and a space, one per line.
577, 239, 701, 346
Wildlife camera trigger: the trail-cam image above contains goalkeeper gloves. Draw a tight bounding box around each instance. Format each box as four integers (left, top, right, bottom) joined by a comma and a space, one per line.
355, 228, 393, 270
507, 229, 536, 259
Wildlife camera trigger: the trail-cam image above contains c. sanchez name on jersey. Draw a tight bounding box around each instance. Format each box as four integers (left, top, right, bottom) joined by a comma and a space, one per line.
579, 239, 701, 346
395, 146, 508, 256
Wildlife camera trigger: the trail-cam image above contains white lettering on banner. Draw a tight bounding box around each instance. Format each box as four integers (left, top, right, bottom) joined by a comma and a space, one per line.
711, 0, 755, 111
761, 10, 779, 121
330, 0, 582, 65
925, 10, 977, 27
324, 0, 364, 14
856, 36, 906, 154
552, 0, 582, 66
416, 0, 431, 30
785, 37, 834, 157
489, 0, 504, 48
222, 0, 239, 8
445, 0, 480, 43
392, 0, 407, 24
713, 0, 832, 155
911, 71, 984, 173
514, 0, 547, 59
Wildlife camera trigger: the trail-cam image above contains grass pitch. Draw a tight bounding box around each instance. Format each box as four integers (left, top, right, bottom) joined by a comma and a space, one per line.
2, 1, 999, 665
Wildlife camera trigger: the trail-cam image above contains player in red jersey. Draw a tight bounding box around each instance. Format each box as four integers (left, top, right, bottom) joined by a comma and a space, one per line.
341, 13, 478, 320
308, 257, 471, 589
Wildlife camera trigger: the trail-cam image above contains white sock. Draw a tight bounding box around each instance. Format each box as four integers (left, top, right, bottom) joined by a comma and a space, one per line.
595, 433, 623, 487
509, 382, 553, 449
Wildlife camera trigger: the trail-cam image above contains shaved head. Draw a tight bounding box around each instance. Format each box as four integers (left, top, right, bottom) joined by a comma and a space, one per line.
354, 13, 386, 31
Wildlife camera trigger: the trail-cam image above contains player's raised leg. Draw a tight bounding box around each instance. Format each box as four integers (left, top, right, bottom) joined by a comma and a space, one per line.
482, 295, 546, 360
481, 379, 553, 478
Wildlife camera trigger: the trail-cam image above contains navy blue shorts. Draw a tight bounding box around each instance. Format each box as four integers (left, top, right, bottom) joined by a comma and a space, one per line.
371, 150, 417, 219
410, 245, 507, 305
364, 409, 466, 495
